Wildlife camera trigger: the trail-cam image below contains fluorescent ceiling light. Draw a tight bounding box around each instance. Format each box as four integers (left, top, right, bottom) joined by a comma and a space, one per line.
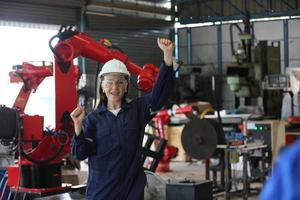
86, 11, 116, 17
175, 15, 300, 29
175, 22, 213, 28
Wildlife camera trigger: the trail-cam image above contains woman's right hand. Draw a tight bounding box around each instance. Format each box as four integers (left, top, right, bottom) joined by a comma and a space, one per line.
70, 106, 85, 136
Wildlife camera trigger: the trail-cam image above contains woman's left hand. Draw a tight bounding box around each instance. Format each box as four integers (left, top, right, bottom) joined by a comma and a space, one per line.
157, 37, 174, 66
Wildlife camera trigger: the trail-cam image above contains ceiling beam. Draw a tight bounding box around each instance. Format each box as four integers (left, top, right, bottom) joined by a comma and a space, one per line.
2, 0, 86, 7
89, 0, 173, 16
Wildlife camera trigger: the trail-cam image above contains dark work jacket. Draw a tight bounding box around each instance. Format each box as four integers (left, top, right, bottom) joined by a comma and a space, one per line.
72, 62, 174, 200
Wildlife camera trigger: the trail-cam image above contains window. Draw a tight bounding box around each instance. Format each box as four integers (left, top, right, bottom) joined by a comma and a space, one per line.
0, 22, 59, 128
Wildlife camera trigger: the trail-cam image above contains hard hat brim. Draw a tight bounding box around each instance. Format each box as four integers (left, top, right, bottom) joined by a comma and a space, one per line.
99, 72, 130, 78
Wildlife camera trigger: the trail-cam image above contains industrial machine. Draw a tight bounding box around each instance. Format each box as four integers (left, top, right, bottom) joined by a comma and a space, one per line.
226, 13, 283, 118
262, 68, 300, 145
0, 26, 160, 197
171, 64, 216, 105
246, 120, 285, 175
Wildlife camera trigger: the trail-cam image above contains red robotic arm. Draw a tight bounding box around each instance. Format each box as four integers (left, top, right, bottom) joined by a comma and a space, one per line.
9, 62, 53, 113
7, 27, 160, 194
51, 26, 159, 146
8, 27, 159, 165
51, 26, 159, 92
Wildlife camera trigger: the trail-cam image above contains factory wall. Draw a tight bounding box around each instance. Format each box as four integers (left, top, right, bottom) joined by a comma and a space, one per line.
178, 19, 300, 109
289, 19, 300, 69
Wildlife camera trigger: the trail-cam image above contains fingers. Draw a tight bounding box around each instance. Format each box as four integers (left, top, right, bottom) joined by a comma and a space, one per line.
157, 37, 174, 66
157, 37, 173, 47
70, 106, 85, 123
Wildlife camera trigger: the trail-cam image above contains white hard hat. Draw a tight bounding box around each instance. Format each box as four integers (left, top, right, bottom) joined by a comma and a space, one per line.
99, 59, 130, 77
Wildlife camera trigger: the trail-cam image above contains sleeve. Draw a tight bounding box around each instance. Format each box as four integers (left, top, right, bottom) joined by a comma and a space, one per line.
139, 61, 175, 124
259, 161, 284, 200
259, 142, 300, 200
71, 115, 97, 160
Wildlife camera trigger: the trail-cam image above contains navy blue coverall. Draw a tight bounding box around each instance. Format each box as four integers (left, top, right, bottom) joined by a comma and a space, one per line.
72, 62, 174, 200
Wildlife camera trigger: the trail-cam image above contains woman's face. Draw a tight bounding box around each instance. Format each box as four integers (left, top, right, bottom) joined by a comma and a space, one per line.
101, 73, 128, 104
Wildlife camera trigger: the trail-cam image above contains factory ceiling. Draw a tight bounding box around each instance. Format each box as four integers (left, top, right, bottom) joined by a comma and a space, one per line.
89, 0, 300, 24
3, 0, 299, 25
173, 0, 300, 24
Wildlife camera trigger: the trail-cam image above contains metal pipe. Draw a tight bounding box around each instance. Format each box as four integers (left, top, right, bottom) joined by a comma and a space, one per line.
217, 25, 223, 74
78, 6, 86, 74
187, 27, 192, 65
283, 19, 289, 68
173, 27, 179, 78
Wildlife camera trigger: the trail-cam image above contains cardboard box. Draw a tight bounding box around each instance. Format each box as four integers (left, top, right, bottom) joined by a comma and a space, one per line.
62, 170, 87, 185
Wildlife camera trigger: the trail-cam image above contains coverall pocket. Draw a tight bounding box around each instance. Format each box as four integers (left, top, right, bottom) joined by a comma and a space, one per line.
96, 128, 118, 157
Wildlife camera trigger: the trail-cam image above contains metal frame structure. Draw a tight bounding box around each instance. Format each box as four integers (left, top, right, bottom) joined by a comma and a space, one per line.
174, 0, 295, 72
173, 0, 300, 24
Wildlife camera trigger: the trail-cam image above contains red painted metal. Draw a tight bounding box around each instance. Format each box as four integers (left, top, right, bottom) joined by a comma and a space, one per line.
7, 165, 18, 187
9, 185, 72, 195
54, 32, 159, 92
22, 115, 44, 141
152, 105, 194, 172
10, 63, 52, 113
156, 145, 178, 173
286, 117, 300, 145
7, 29, 160, 194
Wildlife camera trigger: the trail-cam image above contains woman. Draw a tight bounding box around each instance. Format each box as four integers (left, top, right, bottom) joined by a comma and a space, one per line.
70, 37, 175, 200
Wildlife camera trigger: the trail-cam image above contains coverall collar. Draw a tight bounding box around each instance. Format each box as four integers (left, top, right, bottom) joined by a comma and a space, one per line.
97, 100, 131, 113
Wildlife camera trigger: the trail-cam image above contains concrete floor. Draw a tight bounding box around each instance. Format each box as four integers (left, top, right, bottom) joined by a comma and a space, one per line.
153, 161, 261, 200
39, 161, 261, 199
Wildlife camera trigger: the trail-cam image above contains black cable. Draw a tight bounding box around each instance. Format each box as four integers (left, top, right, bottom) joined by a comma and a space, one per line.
48, 25, 79, 73
17, 129, 65, 164
13, 109, 21, 200
20, 144, 64, 164
48, 33, 67, 71
14, 111, 65, 164
94, 63, 101, 109
229, 23, 245, 56
290, 91, 294, 116
111, 45, 124, 53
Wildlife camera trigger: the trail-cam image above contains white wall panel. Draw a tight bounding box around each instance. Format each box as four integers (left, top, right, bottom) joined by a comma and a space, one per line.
253, 21, 283, 40
178, 28, 187, 46
191, 26, 217, 44
192, 45, 217, 64
288, 19, 300, 69
179, 47, 188, 65
289, 38, 300, 60
289, 19, 300, 38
